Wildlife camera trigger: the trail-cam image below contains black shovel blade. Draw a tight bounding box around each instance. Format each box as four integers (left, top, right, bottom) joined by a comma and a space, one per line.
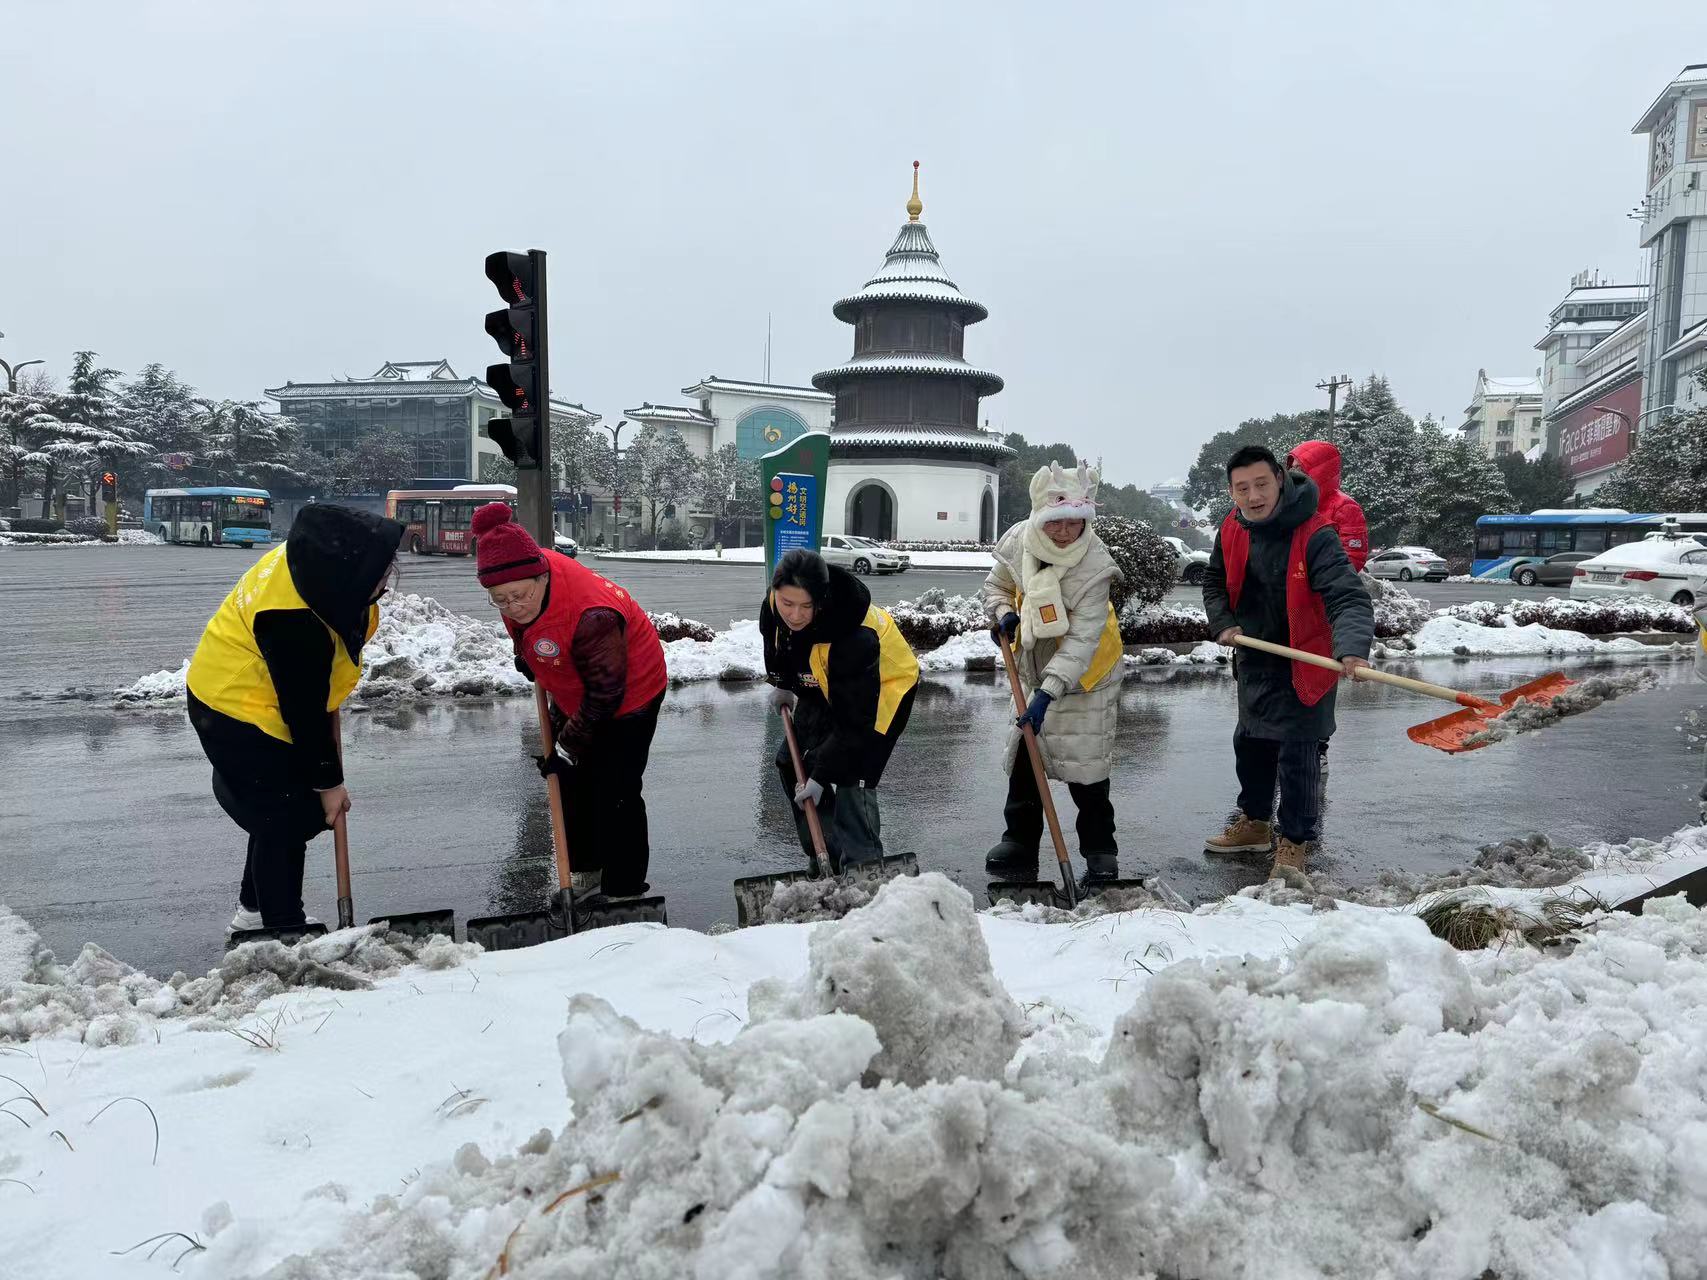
987, 880, 1066, 908
368, 910, 457, 942
733, 868, 817, 928
226, 922, 330, 950
465, 909, 567, 952
840, 853, 921, 889
578, 895, 668, 928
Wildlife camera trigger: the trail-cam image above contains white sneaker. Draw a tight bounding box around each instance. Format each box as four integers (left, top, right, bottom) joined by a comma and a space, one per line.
227, 907, 264, 934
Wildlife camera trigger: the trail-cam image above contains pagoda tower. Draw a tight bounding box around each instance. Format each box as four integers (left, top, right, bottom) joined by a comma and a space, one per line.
815, 163, 1012, 542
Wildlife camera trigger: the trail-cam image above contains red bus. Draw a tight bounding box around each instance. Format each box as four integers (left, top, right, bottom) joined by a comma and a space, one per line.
385, 485, 517, 556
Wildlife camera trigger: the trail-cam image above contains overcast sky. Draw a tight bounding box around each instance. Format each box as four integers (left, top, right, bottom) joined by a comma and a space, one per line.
1, 2, 1698, 485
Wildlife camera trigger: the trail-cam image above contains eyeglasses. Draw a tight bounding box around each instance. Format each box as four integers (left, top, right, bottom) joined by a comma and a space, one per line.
489, 580, 540, 610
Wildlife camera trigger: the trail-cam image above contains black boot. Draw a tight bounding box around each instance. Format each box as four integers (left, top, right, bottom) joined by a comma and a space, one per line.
985, 838, 1038, 872
1077, 852, 1121, 896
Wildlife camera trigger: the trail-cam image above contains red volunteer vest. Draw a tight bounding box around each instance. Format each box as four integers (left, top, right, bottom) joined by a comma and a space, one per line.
1219, 511, 1338, 707
508, 550, 667, 717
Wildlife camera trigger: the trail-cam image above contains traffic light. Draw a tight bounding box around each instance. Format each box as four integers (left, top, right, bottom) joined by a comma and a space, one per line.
100, 470, 117, 502
483, 250, 549, 470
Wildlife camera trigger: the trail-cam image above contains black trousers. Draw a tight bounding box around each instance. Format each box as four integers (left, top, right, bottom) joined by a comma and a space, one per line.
1235, 727, 1323, 844
1002, 764, 1117, 855
210, 767, 330, 928
774, 742, 887, 872
556, 693, 663, 897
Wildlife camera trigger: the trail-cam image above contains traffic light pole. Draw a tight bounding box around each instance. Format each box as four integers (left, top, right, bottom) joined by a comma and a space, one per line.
518, 249, 553, 545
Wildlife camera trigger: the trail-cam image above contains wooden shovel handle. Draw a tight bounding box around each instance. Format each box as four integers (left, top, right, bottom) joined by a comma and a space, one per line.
780, 705, 832, 877
331, 710, 354, 928
535, 684, 576, 889
1230, 634, 1499, 710
997, 632, 1076, 899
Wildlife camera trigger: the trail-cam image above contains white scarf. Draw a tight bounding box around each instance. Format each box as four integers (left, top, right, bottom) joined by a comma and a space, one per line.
1019, 520, 1090, 648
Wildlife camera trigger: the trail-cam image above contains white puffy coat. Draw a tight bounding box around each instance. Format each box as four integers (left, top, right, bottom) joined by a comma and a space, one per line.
982, 521, 1123, 785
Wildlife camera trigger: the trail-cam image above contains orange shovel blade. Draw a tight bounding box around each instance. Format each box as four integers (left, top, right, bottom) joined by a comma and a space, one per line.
1406, 671, 1579, 754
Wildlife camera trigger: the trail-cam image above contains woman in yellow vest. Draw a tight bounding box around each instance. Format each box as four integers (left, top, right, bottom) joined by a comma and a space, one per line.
186, 505, 405, 933
982, 461, 1127, 893
759, 548, 919, 871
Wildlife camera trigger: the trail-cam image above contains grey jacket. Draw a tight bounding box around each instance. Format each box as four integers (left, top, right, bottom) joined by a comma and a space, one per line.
1202, 471, 1374, 740
983, 522, 1124, 784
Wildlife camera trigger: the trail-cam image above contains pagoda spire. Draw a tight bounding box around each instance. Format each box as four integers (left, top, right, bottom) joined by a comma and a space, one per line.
906, 160, 922, 222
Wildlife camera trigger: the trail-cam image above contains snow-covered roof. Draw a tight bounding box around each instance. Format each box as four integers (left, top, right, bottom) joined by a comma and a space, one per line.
371, 359, 461, 382
812, 354, 1004, 394
1481, 374, 1543, 398
679, 377, 833, 402
1659, 317, 1707, 363
1534, 319, 1624, 349
830, 425, 1015, 458
1633, 64, 1707, 133
831, 222, 989, 323
1548, 360, 1642, 420
623, 403, 715, 427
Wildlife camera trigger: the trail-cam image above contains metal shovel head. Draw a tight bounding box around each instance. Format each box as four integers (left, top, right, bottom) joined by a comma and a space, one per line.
986, 876, 1152, 910
465, 908, 567, 952
732, 855, 919, 928
1408, 671, 1579, 754
368, 909, 457, 942
579, 894, 668, 928
226, 922, 329, 950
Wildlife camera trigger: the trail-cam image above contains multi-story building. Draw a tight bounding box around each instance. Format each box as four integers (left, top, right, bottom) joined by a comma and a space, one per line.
1543, 303, 1648, 497
265, 359, 596, 486
1634, 65, 1707, 421
1460, 369, 1544, 459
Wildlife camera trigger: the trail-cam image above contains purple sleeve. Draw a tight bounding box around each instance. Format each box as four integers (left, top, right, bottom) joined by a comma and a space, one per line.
560, 607, 628, 740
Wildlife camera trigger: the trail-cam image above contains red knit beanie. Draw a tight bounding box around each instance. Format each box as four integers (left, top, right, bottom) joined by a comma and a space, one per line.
472, 503, 547, 587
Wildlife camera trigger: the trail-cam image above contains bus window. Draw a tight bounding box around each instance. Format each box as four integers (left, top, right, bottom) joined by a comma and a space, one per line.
1609, 526, 1645, 546
1475, 529, 1502, 556
440, 500, 473, 530
1500, 529, 1539, 555
1575, 528, 1608, 553
1537, 527, 1573, 553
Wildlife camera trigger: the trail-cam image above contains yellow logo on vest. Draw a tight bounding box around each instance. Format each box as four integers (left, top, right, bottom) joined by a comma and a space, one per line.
1039, 603, 1059, 624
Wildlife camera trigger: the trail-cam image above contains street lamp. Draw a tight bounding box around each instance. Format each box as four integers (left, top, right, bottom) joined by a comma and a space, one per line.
599, 418, 627, 544
1, 356, 45, 393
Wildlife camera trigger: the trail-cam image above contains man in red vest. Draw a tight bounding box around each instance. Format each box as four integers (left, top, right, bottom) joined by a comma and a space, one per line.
474, 503, 669, 905
1201, 445, 1374, 882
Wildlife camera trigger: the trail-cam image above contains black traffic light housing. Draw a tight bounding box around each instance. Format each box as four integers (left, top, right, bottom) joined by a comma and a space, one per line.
100, 470, 117, 502
483, 250, 549, 470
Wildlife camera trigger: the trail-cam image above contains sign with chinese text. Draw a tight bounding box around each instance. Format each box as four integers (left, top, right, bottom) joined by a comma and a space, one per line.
761, 431, 830, 574
1556, 377, 1641, 478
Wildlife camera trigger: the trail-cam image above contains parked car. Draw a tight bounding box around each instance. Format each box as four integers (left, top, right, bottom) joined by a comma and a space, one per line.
820, 533, 910, 575
1568, 538, 1707, 607
1365, 546, 1449, 582
553, 533, 579, 559
1161, 535, 1210, 585
1511, 551, 1595, 587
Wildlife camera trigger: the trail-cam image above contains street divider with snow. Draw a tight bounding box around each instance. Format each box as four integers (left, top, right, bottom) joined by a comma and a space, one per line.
5, 827, 1707, 1278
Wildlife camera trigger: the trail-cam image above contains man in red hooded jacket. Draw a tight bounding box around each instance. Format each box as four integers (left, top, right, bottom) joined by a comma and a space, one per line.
1286, 440, 1368, 573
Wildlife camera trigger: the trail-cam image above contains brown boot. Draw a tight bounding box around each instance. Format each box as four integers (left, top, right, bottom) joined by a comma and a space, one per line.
1204, 813, 1273, 854
1268, 838, 1311, 886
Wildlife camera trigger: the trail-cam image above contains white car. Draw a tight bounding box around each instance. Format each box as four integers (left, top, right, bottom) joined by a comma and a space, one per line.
1568, 538, 1707, 607
1161, 535, 1210, 585
1365, 546, 1449, 582
820, 534, 910, 576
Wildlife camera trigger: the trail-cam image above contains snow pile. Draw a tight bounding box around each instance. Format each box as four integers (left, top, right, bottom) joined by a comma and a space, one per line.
1362, 575, 1432, 636
915, 627, 1000, 672
888, 587, 985, 648
0, 921, 478, 1046
1380, 615, 1661, 658
756, 876, 880, 924
236, 874, 1707, 1280
1440, 595, 1693, 635
1460, 670, 1661, 748
0, 530, 98, 546
662, 618, 766, 683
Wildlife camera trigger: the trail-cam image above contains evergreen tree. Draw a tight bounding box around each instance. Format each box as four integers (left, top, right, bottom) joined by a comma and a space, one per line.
1339, 374, 1400, 423
1183, 411, 1324, 522
697, 442, 761, 544
24, 353, 150, 518
1593, 376, 1707, 512
1410, 423, 1514, 556
1327, 410, 1425, 545
120, 363, 200, 496
192, 399, 318, 489
1494, 452, 1574, 514
619, 424, 701, 548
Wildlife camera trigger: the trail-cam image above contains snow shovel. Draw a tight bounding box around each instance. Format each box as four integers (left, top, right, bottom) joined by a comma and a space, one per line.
731, 704, 918, 926
466, 685, 668, 951
1230, 635, 1577, 755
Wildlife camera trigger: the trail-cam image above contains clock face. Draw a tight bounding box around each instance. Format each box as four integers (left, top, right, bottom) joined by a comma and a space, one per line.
1651, 105, 1677, 186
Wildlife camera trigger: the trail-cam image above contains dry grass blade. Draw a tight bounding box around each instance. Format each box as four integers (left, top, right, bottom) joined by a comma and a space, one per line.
0, 1177, 36, 1193
0, 1074, 46, 1114
484, 1218, 528, 1279
0, 1104, 32, 1128
542, 1171, 621, 1214
1412, 889, 1598, 953
111, 1230, 205, 1270
50, 1128, 73, 1151
1416, 1099, 1503, 1143
87, 1096, 161, 1166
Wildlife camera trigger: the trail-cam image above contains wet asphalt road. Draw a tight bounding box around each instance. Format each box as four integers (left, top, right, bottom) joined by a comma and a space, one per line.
3, 543, 1702, 978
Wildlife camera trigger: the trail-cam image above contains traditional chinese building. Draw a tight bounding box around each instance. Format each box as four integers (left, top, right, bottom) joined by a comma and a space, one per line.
813, 164, 1012, 542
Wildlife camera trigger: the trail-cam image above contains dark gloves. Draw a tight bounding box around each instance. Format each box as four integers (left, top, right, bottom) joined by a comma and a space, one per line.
535, 750, 571, 779
990, 611, 1020, 645
1016, 689, 1053, 734
514, 654, 536, 683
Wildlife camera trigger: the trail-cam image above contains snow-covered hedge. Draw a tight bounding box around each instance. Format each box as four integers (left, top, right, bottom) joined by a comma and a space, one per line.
879, 538, 994, 553
649, 612, 716, 643
8, 517, 64, 533
1438, 595, 1692, 635
65, 516, 109, 538
1363, 575, 1432, 637
1098, 515, 1178, 612
888, 588, 985, 648
1120, 600, 1211, 644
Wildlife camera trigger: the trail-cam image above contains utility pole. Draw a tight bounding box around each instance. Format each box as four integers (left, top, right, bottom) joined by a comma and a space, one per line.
1, 355, 46, 393
1316, 374, 1353, 437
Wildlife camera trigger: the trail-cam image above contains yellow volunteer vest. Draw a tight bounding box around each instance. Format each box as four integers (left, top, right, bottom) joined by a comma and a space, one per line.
809, 605, 920, 735
187, 543, 377, 743
1016, 593, 1124, 691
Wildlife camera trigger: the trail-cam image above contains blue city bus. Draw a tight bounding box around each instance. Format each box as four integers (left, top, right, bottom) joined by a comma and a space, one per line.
1472, 510, 1707, 578
143, 487, 273, 546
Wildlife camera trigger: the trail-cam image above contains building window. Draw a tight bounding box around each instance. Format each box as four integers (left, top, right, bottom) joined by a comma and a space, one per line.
1495, 440, 1513, 455
1496, 419, 1514, 437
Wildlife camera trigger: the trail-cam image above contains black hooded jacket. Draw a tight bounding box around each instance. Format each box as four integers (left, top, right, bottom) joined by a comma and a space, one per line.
759, 562, 913, 785
188, 504, 405, 789
1202, 471, 1374, 740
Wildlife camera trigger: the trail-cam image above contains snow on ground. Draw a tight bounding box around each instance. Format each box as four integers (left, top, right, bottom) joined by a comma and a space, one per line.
1381, 615, 1677, 659
4, 831, 1707, 1279
0, 528, 164, 548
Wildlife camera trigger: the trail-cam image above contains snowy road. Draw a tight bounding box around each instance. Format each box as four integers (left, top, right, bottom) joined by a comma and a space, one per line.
4, 642, 1701, 977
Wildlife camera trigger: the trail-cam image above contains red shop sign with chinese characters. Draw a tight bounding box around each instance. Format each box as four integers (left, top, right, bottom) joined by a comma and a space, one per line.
1556, 378, 1641, 478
